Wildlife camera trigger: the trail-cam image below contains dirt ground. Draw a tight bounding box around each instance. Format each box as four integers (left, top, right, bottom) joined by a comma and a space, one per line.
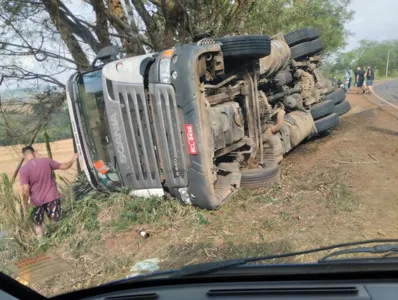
6, 93, 398, 296
0, 139, 76, 185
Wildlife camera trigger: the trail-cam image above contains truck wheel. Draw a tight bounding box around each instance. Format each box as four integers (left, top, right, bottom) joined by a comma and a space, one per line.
216, 35, 271, 60
334, 99, 351, 116
284, 28, 319, 47
240, 163, 280, 190
311, 100, 334, 120
315, 113, 340, 133
290, 39, 324, 60
324, 88, 345, 104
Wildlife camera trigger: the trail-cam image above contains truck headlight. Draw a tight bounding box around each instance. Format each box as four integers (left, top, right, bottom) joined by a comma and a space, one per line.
159, 57, 171, 83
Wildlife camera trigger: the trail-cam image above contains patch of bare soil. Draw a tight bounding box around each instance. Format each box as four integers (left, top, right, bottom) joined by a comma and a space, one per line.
29, 95, 398, 296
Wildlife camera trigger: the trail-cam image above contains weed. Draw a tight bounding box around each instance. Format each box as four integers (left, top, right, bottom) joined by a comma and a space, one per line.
0, 173, 24, 230
198, 213, 210, 225
102, 256, 132, 276
115, 221, 129, 232
263, 219, 278, 231
118, 196, 193, 228
279, 211, 294, 221
327, 184, 359, 212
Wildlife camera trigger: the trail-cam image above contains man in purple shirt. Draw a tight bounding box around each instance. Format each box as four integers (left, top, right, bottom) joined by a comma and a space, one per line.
19, 146, 79, 238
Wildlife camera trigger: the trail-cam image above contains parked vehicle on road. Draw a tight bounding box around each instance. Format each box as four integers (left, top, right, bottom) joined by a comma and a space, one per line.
66, 28, 351, 209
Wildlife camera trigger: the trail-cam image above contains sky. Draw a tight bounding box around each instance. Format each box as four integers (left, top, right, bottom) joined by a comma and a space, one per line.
344, 0, 398, 50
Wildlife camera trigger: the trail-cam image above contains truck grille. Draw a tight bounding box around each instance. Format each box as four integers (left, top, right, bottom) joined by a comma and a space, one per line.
114, 83, 161, 188
149, 84, 188, 188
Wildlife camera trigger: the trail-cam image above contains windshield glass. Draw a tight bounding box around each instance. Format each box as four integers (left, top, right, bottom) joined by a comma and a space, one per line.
1, 1, 398, 298
77, 70, 122, 189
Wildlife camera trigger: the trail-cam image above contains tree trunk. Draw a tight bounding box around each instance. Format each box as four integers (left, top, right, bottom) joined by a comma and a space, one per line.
92, 0, 111, 48
131, 0, 162, 51
235, 0, 255, 34
106, 0, 145, 55
41, 0, 90, 70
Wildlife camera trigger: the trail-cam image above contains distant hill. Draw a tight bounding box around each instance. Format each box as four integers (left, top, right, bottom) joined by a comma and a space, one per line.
0, 86, 62, 103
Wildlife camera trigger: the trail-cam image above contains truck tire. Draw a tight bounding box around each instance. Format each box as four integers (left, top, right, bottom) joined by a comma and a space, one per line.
315, 113, 340, 133
240, 163, 280, 190
216, 35, 271, 60
284, 28, 319, 47
311, 100, 334, 120
324, 88, 345, 104
290, 39, 324, 60
334, 99, 351, 116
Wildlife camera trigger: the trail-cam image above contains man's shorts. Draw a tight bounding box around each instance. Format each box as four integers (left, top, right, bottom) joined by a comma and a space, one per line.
31, 198, 62, 225
357, 80, 364, 87
367, 80, 373, 86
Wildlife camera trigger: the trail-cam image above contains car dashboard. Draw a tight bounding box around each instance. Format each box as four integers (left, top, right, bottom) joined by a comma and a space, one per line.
78, 280, 398, 300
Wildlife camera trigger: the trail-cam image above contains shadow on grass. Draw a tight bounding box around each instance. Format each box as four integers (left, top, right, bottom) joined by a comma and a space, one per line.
162, 240, 294, 271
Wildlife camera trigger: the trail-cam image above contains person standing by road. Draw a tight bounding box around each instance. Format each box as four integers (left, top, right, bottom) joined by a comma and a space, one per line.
366, 66, 375, 94
344, 70, 350, 92
356, 66, 366, 94
19, 146, 79, 238
349, 68, 354, 89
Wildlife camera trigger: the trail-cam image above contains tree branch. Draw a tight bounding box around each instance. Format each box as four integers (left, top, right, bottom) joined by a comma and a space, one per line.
0, 41, 76, 64
1, 64, 66, 88
41, 0, 90, 70
56, 4, 102, 53
104, 1, 146, 54
0, 14, 48, 62
147, 0, 162, 7
131, 0, 162, 50
91, 0, 111, 48
130, 0, 152, 27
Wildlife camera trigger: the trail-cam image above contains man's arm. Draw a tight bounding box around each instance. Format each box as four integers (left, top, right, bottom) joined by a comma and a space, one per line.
21, 184, 30, 203
57, 153, 79, 170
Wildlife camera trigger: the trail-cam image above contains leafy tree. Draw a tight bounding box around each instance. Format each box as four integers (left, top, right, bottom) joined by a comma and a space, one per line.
0, 0, 353, 89
246, 0, 354, 53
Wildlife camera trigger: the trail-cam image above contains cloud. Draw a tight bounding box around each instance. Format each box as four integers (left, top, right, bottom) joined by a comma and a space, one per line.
345, 0, 398, 50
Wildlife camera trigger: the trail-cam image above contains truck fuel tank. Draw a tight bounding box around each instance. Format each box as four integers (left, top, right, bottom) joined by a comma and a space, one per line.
284, 110, 314, 149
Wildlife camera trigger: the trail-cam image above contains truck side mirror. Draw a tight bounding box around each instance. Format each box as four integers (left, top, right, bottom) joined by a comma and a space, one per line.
91, 45, 121, 68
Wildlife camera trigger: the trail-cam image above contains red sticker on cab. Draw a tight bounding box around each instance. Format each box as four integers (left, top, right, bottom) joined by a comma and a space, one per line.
184, 124, 197, 155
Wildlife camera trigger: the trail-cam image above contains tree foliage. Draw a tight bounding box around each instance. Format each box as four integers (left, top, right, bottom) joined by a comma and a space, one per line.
0, 0, 353, 89
322, 39, 398, 79
247, 0, 353, 53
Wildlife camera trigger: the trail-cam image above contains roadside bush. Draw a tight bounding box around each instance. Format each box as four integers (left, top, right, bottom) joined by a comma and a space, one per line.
0, 174, 37, 257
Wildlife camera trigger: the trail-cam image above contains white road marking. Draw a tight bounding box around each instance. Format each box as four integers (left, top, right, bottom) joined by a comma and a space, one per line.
372, 80, 398, 109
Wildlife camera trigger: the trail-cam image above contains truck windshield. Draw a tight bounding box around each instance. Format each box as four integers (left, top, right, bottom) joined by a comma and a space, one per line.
77, 69, 122, 188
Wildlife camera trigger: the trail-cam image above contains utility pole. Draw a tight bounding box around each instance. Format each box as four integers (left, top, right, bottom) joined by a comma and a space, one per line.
386, 48, 394, 77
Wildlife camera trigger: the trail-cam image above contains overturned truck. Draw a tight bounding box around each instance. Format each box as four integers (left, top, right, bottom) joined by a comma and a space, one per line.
67, 28, 351, 209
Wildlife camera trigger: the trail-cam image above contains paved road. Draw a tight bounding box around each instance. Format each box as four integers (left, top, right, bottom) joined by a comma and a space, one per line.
373, 79, 398, 106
